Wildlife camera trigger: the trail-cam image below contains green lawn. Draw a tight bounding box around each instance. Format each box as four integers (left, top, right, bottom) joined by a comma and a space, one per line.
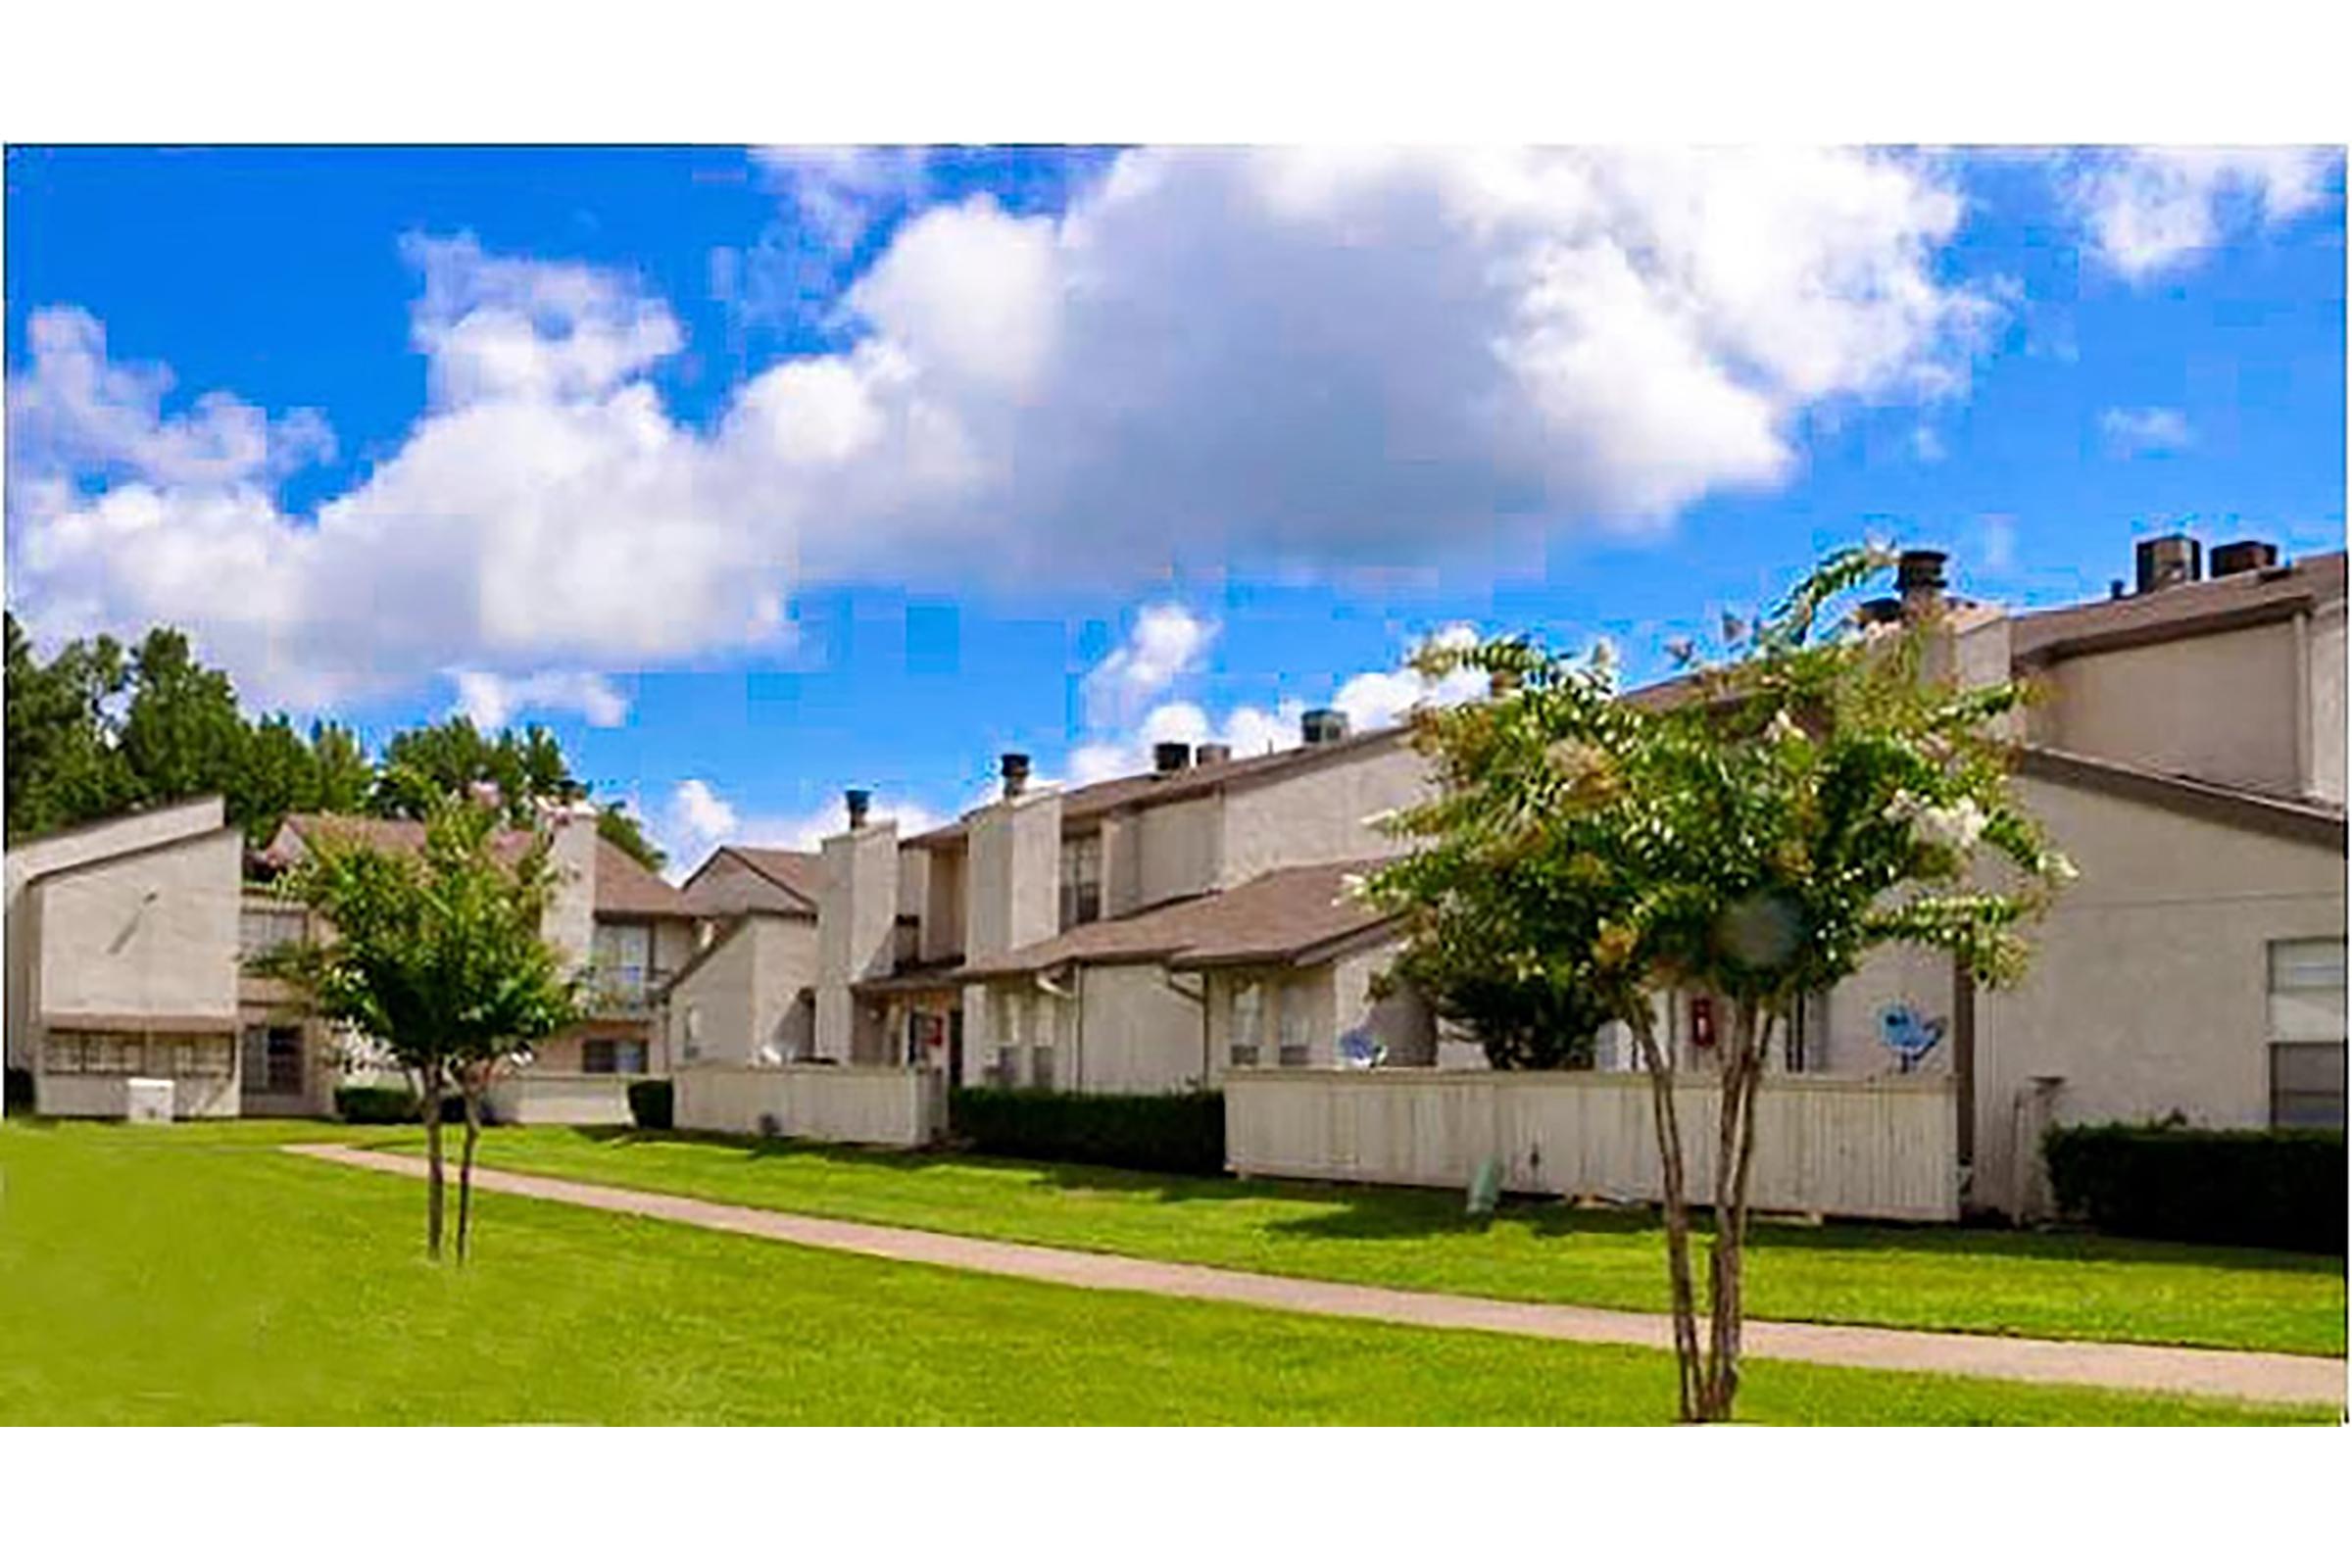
0, 1119, 2330, 1424
380, 1125, 2349, 1357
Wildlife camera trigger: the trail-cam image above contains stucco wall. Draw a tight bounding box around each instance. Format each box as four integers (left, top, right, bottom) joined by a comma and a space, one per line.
965, 791, 1060, 960
1332, 944, 1438, 1066
544, 808, 601, 966
32, 827, 241, 1026
919, 846, 966, 961
1075, 962, 1208, 1092
1134, 796, 1220, 907
2036, 619, 2303, 796
671, 913, 820, 1066
2309, 601, 2346, 805
1968, 773, 2346, 1213
816, 822, 901, 1059
5, 798, 226, 1069
1218, 743, 1433, 887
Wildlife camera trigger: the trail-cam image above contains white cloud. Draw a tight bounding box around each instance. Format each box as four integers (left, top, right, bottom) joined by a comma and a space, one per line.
448, 668, 630, 729
752, 146, 932, 254
2099, 405, 2193, 457
10, 149, 1994, 711
2068, 148, 2336, 280
1081, 602, 1215, 728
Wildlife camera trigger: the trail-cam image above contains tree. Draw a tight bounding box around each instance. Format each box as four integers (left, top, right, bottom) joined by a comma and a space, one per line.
5, 612, 137, 841
253, 794, 583, 1260
1366, 548, 2072, 1422
595, 804, 666, 873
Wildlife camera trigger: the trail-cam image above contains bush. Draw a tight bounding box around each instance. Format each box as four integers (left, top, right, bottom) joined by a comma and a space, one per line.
336, 1085, 420, 1124
4, 1065, 34, 1116
627, 1078, 674, 1131
949, 1087, 1224, 1176
2044, 1121, 2346, 1253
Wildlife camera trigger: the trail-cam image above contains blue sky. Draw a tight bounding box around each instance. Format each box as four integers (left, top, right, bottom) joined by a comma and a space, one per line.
6, 145, 2343, 868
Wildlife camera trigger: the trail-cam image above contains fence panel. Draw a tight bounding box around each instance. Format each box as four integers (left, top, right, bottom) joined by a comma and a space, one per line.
674, 1063, 945, 1147
1225, 1069, 1957, 1222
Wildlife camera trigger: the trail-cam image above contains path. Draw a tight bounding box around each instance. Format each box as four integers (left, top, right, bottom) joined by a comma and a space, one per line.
287, 1144, 2345, 1407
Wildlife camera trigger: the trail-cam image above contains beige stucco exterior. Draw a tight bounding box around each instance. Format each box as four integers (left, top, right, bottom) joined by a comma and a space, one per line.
669, 912, 820, 1066
2030, 618, 2308, 799
1218, 741, 1429, 886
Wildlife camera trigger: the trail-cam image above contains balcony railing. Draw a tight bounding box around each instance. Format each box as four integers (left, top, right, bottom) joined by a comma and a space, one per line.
587, 964, 674, 1015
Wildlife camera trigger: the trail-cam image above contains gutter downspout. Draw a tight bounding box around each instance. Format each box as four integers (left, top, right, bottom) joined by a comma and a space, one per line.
2293, 608, 2313, 795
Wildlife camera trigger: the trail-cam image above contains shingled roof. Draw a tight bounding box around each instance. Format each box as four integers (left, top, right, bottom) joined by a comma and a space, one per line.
906, 726, 1414, 849
954, 858, 1396, 980
2010, 550, 2345, 664
269, 813, 694, 919
686, 846, 828, 915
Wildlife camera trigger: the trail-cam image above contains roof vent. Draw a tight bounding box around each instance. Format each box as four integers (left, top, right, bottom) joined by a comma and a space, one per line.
1194, 742, 1233, 766
845, 789, 871, 830
2210, 539, 2279, 578
2135, 533, 2202, 594
1152, 741, 1193, 775
1300, 709, 1349, 746
1000, 753, 1032, 800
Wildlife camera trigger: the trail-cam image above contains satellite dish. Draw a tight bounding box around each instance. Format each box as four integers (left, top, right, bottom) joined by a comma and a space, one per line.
1339, 1028, 1384, 1069
1877, 1003, 1946, 1070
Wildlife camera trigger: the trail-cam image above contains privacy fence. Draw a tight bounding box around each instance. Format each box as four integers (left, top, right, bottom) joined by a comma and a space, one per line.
1224, 1068, 1959, 1222
674, 1062, 946, 1148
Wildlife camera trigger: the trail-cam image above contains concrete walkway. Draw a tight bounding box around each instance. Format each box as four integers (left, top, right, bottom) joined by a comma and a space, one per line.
288, 1144, 2345, 1408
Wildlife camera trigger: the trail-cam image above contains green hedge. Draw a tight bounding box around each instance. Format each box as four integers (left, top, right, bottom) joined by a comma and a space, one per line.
4, 1066, 33, 1116
2044, 1121, 2345, 1253
949, 1087, 1224, 1176
627, 1079, 674, 1131
334, 1087, 489, 1126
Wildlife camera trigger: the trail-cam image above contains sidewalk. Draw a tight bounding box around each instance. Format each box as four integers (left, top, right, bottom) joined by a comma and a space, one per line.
287, 1144, 2345, 1408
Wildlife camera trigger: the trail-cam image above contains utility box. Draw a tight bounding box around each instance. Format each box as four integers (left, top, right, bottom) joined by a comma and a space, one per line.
124, 1077, 175, 1124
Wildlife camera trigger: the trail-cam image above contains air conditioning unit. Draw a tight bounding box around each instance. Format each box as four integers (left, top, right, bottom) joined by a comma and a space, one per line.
124, 1077, 174, 1124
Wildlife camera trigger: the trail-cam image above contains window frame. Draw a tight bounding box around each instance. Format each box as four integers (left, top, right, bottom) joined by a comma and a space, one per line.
2267, 937, 2346, 1131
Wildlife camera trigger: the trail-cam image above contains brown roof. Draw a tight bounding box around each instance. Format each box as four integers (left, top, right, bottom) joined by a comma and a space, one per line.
43, 1009, 240, 1035
955, 858, 1396, 979
683, 846, 827, 916
906, 727, 1414, 850
270, 813, 693, 920
2016, 746, 2348, 852
2010, 551, 2346, 664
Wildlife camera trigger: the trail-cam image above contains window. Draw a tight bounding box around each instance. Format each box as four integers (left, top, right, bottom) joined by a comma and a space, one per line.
2270, 938, 2346, 1130
1228, 980, 1264, 1068
44, 1030, 231, 1076
682, 1004, 703, 1062
582, 1039, 649, 1075
242, 1025, 305, 1093
592, 920, 658, 1004
1058, 835, 1103, 930
1277, 980, 1312, 1067
239, 906, 306, 958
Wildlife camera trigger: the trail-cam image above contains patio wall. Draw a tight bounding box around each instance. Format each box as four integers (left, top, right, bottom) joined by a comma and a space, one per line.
674, 1062, 946, 1147
1225, 1069, 1959, 1222
485, 1073, 638, 1126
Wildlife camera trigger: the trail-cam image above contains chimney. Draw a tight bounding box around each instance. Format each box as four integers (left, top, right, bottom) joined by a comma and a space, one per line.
2135, 533, 2202, 594
1896, 549, 1948, 621
1000, 753, 1032, 800
2209, 539, 2279, 578
845, 788, 871, 830
1152, 741, 1193, 775
1195, 742, 1233, 766
1300, 708, 1349, 746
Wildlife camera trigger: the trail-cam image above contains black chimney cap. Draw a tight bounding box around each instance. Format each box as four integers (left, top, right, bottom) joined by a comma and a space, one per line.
1000, 752, 1032, 798
1152, 741, 1192, 774
2210, 539, 2280, 578
844, 788, 871, 829
1896, 549, 1948, 593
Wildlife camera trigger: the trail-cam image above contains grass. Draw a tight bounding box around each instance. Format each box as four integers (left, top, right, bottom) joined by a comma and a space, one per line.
372, 1125, 2350, 1357
0, 1118, 2332, 1424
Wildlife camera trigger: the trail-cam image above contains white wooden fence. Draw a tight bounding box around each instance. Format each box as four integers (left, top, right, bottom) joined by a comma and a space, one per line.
674, 1063, 946, 1148
1225, 1069, 1959, 1222
485, 1072, 637, 1126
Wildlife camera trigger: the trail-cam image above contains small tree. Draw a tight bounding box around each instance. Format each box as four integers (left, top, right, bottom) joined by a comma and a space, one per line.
1368, 548, 2072, 1422
253, 792, 582, 1260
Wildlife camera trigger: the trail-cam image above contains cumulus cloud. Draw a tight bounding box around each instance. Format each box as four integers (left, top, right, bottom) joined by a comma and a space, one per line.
448, 668, 630, 729
2099, 405, 2193, 457
1081, 602, 1215, 728
2067, 148, 2336, 280
10, 149, 1995, 711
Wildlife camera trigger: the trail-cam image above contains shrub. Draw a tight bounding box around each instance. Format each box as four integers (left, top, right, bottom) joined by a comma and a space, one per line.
4, 1065, 33, 1116
949, 1087, 1224, 1176
2043, 1121, 2346, 1254
627, 1078, 674, 1131
336, 1085, 420, 1124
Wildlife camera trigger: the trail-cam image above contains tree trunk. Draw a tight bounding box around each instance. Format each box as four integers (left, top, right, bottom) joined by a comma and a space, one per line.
420, 1058, 447, 1260
456, 1065, 483, 1264
1628, 1007, 1701, 1423
1695, 1003, 1778, 1422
